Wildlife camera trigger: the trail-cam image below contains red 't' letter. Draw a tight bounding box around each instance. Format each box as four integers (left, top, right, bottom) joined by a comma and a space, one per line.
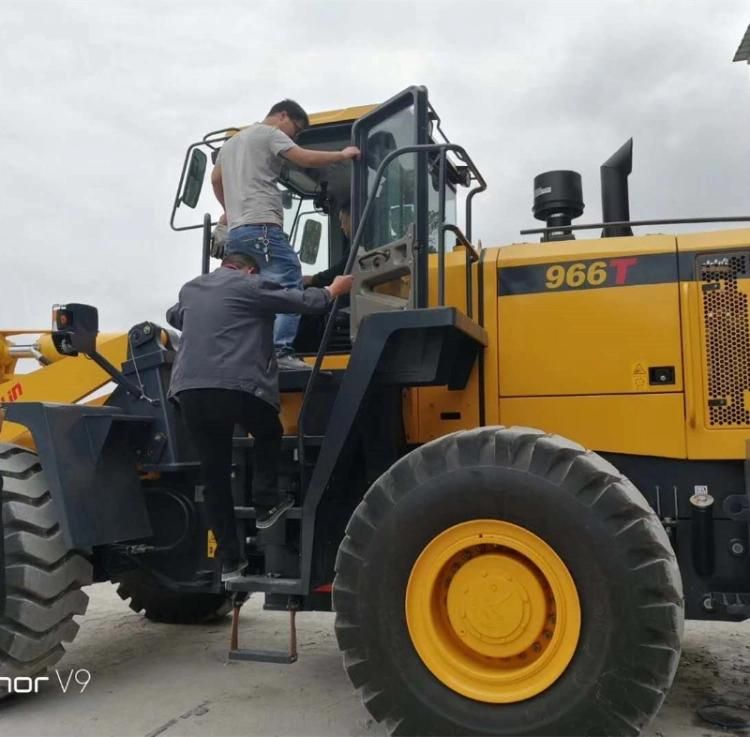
610, 257, 638, 285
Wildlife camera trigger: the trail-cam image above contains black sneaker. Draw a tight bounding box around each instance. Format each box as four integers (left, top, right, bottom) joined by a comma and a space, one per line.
221, 559, 247, 582
256, 494, 295, 530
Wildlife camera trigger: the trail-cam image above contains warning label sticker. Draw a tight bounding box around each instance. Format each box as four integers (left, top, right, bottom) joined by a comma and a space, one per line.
632, 363, 647, 391
207, 529, 218, 559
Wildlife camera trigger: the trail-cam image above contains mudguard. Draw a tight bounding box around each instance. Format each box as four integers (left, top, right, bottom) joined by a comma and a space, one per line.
3, 402, 153, 552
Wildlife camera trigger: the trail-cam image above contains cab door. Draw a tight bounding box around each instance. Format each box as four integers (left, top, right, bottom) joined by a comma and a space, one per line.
349, 86, 430, 338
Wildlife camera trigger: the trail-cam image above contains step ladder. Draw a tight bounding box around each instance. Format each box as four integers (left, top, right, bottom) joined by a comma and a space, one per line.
228, 593, 298, 664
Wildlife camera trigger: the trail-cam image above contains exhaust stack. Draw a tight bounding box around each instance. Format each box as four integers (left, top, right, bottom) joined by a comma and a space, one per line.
601, 138, 633, 238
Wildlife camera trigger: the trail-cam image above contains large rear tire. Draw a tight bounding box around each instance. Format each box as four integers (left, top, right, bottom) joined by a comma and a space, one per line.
115, 570, 231, 624
333, 427, 683, 736
0, 445, 92, 696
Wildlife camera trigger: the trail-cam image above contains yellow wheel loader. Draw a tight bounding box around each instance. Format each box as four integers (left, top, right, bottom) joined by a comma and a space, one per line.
2, 85, 750, 735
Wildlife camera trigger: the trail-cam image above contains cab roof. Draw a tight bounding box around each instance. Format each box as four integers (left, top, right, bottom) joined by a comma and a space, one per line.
308, 104, 376, 126
224, 104, 376, 138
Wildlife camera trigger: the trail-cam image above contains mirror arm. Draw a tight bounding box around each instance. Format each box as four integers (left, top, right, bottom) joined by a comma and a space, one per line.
202, 213, 211, 274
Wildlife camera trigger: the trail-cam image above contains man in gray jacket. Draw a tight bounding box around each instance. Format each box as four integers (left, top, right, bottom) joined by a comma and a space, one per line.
166, 252, 352, 580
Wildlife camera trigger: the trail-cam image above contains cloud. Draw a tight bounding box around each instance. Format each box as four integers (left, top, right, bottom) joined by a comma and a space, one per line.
1, 0, 748, 331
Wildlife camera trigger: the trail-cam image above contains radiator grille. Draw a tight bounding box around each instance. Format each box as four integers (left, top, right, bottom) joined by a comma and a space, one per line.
699, 252, 750, 427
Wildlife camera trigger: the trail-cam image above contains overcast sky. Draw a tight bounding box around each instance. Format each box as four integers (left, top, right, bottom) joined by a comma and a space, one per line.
1, 0, 748, 331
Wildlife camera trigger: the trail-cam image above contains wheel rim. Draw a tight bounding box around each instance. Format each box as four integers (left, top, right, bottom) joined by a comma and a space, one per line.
405, 519, 581, 703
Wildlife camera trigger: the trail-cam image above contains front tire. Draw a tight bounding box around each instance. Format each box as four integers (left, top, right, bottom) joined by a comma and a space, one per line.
0, 445, 92, 696
333, 427, 683, 736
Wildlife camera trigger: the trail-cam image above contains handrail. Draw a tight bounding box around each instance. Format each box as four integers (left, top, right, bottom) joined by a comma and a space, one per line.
520, 215, 750, 236
201, 214, 211, 275
441, 224, 479, 318
202, 127, 239, 149
444, 224, 480, 263
297, 142, 486, 489
435, 143, 485, 316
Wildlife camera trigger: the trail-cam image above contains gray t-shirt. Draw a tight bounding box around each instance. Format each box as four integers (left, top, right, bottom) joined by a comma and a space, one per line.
217, 123, 295, 229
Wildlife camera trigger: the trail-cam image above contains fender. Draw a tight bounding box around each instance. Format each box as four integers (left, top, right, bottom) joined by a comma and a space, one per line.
3, 402, 153, 552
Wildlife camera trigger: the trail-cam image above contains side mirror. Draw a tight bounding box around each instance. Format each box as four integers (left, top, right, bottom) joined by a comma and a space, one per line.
51, 303, 99, 356
282, 190, 294, 209
299, 219, 322, 264
181, 149, 207, 209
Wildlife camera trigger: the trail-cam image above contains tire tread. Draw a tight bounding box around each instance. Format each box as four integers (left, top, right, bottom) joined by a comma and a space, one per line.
0, 445, 92, 689
333, 427, 683, 736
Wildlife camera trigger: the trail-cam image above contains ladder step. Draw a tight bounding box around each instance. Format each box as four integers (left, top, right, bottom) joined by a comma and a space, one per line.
229, 606, 297, 664
224, 576, 303, 594
228, 648, 297, 664
234, 506, 302, 520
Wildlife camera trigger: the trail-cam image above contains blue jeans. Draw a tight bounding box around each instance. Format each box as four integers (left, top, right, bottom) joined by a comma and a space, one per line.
225, 224, 302, 356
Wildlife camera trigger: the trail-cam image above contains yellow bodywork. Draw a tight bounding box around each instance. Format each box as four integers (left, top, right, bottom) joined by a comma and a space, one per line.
308, 105, 375, 126
409, 226, 750, 461
0, 332, 129, 448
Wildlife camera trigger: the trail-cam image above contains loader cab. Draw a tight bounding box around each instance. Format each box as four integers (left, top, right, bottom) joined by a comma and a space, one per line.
169, 88, 481, 340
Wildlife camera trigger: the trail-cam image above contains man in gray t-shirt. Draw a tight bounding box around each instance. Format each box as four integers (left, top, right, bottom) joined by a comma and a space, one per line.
211, 99, 360, 370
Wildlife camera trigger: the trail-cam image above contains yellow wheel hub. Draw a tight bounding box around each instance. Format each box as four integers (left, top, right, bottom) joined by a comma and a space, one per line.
405, 520, 581, 703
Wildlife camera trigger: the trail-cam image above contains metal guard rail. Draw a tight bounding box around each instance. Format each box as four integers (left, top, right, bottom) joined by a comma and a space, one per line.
169, 130, 235, 233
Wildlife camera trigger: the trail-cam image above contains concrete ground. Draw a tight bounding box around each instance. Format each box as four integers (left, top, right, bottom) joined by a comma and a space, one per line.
1, 583, 749, 737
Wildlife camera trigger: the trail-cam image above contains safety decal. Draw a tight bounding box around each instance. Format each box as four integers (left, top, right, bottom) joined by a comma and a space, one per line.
207, 529, 218, 559
632, 363, 648, 391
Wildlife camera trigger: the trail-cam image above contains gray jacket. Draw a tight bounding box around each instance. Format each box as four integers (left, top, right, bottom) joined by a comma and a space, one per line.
166, 267, 331, 409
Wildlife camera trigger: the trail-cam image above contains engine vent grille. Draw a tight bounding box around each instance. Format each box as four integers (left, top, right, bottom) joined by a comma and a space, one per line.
699, 251, 750, 427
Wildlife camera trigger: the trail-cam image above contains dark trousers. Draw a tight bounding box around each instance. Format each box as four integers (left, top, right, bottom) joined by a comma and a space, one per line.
178, 389, 283, 562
